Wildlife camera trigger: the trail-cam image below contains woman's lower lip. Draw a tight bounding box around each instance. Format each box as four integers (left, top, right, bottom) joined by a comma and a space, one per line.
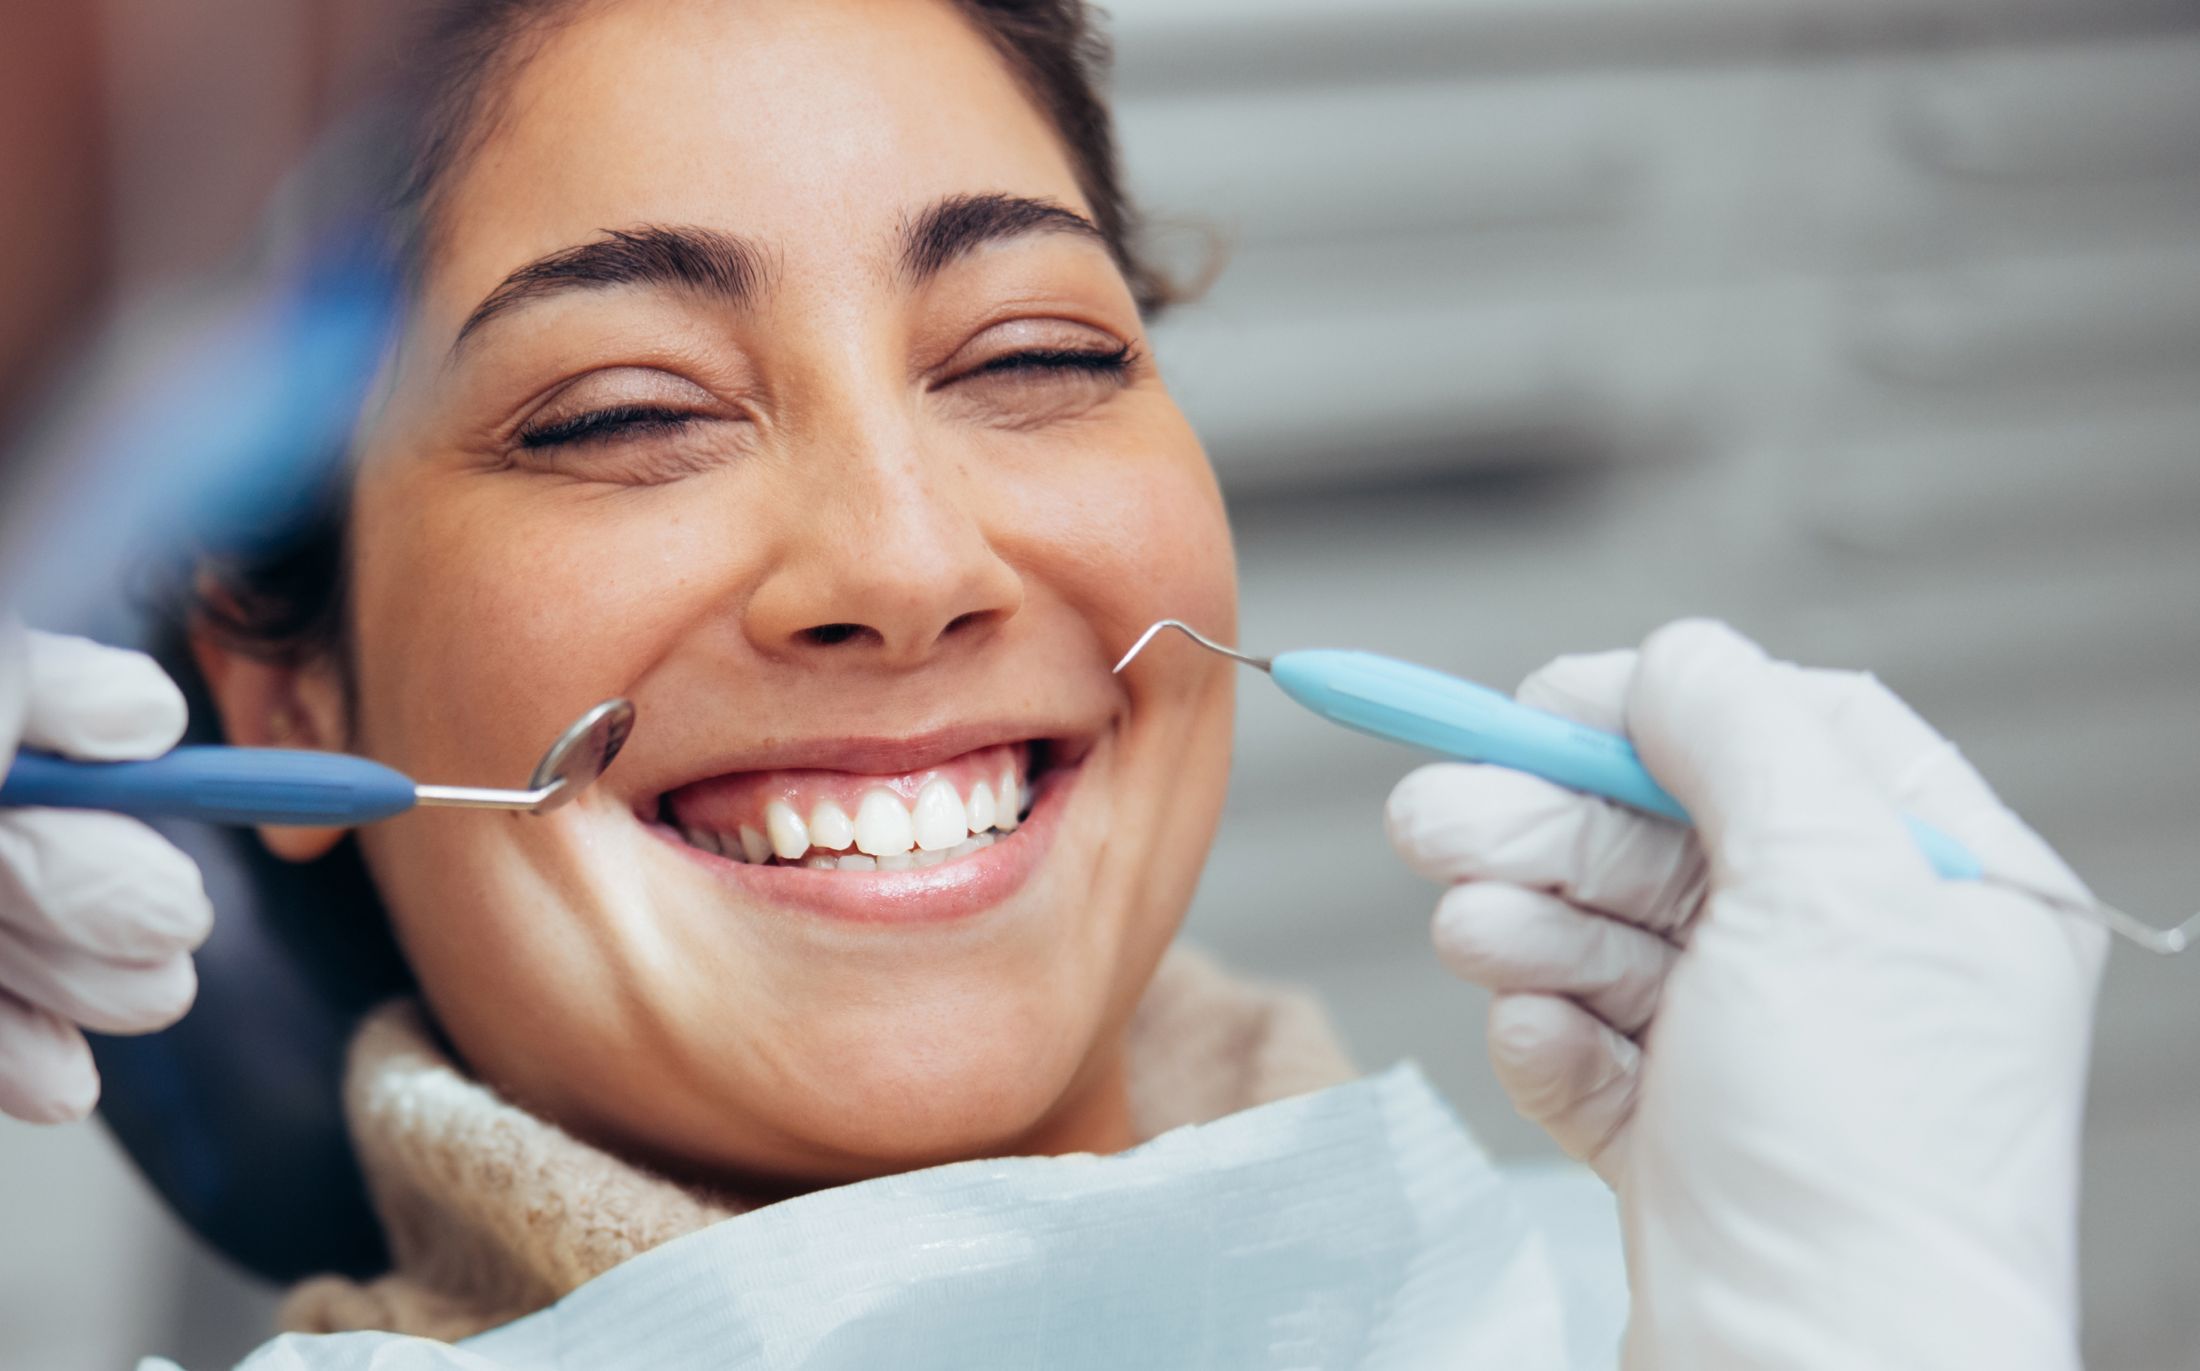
650, 760, 1080, 925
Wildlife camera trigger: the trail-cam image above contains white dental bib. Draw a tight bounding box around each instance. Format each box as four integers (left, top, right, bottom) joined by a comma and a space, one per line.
166, 1065, 1621, 1370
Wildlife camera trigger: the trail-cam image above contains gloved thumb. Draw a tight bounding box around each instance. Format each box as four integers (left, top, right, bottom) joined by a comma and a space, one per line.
1784, 666, 2091, 908
1624, 619, 1927, 889
1514, 649, 1633, 733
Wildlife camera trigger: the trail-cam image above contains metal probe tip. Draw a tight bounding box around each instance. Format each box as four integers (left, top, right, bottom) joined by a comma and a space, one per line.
2090, 900, 2200, 956
1113, 619, 1272, 674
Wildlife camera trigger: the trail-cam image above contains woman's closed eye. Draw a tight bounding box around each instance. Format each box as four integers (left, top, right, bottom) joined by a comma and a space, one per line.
517, 404, 705, 450
509, 400, 733, 486
960, 342, 1135, 383
936, 338, 1142, 429
504, 365, 742, 483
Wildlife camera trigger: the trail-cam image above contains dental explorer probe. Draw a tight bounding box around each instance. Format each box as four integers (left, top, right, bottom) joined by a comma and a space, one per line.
0, 698, 634, 828
1114, 620, 2198, 956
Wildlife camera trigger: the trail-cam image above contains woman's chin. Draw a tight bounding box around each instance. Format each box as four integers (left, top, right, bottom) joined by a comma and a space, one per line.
763, 999, 1116, 1177
602, 990, 1115, 1187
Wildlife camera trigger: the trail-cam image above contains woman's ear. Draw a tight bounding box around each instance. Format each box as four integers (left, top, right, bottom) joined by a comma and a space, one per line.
188, 621, 352, 864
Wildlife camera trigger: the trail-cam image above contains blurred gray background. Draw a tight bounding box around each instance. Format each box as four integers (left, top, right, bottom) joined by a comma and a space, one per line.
4, 0, 2198, 1366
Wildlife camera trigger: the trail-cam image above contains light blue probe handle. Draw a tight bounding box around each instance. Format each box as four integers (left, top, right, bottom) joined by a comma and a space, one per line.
1269, 649, 1986, 882
0, 747, 418, 827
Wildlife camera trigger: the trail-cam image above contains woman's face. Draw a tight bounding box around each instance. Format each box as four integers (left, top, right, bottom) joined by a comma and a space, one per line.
338, 0, 1235, 1182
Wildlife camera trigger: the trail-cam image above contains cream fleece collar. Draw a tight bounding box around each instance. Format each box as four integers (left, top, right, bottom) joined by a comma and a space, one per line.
280, 945, 1356, 1342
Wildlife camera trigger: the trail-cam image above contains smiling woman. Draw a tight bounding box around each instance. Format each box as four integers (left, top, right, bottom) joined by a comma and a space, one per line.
174, 0, 1355, 1340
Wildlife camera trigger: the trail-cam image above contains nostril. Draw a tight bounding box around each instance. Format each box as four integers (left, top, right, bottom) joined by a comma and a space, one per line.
803, 622, 872, 647
942, 611, 989, 638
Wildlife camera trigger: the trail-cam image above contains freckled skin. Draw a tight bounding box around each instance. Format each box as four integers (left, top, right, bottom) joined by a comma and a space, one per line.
321, 0, 1238, 1186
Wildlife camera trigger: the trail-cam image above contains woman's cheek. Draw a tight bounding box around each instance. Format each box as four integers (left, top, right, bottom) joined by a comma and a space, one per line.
352, 471, 732, 772
998, 407, 1237, 645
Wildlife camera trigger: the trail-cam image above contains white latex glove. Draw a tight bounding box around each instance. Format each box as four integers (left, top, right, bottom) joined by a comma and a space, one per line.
1387, 619, 2105, 1371
0, 625, 211, 1122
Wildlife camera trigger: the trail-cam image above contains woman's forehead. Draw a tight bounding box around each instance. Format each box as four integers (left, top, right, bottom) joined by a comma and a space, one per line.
426, 0, 1092, 313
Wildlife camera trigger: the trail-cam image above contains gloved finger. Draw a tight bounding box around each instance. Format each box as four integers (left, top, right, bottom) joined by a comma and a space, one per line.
1626, 619, 1926, 887
0, 620, 25, 774
1433, 882, 1675, 1035
1784, 666, 2091, 906
1486, 992, 1638, 1180
0, 809, 213, 960
0, 922, 197, 1034
0, 988, 99, 1123
1387, 763, 1705, 938
21, 629, 188, 761
1513, 648, 1635, 733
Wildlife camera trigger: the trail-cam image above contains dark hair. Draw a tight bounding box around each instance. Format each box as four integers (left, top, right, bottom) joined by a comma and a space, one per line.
190, 0, 1175, 671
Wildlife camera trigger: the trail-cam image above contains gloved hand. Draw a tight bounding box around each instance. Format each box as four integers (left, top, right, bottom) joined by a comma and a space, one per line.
1387, 619, 2105, 1371
0, 624, 211, 1122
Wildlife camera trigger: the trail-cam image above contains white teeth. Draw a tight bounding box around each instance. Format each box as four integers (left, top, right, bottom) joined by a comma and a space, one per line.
807, 800, 854, 852
764, 801, 810, 861
677, 754, 1032, 871
912, 778, 969, 851
738, 825, 772, 864
853, 788, 915, 856
965, 780, 997, 834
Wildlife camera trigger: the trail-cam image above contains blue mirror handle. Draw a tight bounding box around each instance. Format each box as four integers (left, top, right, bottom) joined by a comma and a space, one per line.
0, 747, 418, 828
1270, 649, 1986, 881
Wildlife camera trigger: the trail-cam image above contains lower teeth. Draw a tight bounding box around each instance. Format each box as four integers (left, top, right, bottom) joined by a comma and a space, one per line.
759, 828, 1001, 870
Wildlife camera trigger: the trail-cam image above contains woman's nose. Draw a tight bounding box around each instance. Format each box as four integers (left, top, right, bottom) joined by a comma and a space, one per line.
743, 433, 1023, 669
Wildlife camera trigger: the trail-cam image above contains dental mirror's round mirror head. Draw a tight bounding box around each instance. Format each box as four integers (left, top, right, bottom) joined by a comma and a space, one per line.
526, 698, 636, 811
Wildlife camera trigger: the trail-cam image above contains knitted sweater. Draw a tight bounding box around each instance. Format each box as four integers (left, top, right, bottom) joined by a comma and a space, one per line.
280, 945, 1357, 1341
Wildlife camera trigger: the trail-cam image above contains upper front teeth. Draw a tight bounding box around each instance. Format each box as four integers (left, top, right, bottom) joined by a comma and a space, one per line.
911, 778, 967, 851
808, 799, 854, 851
854, 788, 916, 857
682, 765, 1033, 867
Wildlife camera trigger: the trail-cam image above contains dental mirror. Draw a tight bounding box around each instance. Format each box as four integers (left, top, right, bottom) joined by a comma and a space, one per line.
0, 697, 638, 827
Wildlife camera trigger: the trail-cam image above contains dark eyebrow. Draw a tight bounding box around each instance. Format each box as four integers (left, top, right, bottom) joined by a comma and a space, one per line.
452, 225, 772, 351
898, 193, 1108, 285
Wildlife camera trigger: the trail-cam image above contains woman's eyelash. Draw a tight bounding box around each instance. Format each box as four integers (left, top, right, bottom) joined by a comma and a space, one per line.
966, 343, 1138, 381
517, 404, 699, 450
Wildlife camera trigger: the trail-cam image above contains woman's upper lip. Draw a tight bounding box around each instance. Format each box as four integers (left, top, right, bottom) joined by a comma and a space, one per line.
627, 717, 1095, 807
